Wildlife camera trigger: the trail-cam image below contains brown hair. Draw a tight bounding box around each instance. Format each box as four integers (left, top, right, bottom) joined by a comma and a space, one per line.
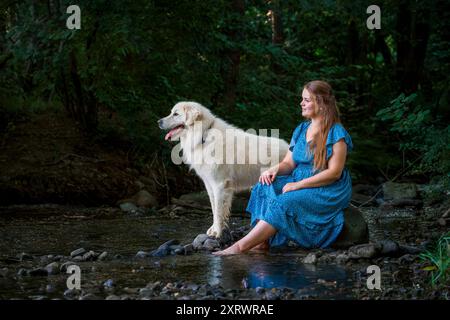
303, 80, 341, 171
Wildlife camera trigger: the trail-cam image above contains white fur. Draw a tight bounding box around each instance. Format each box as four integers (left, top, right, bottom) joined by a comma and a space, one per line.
158, 102, 289, 238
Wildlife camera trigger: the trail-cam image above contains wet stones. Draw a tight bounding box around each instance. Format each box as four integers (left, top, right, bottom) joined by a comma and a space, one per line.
192, 234, 221, 251
331, 207, 369, 249
70, 248, 86, 258
348, 243, 382, 259
150, 239, 180, 257
302, 253, 318, 264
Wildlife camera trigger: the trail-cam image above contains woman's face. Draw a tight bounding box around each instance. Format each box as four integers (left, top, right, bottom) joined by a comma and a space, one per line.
301, 88, 316, 119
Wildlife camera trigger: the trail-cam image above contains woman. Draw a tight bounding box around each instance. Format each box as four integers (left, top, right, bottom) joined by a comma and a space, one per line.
213, 80, 353, 255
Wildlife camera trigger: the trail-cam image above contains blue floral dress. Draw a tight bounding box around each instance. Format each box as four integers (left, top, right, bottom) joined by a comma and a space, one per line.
246, 121, 353, 249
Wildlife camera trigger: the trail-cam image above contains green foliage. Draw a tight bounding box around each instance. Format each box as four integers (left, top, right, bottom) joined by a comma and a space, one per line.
376, 93, 450, 180
420, 232, 450, 286
0, 0, 449, 182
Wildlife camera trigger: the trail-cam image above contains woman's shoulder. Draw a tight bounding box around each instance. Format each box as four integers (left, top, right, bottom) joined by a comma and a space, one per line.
329, 122, 350, 136
293, 120, 311, 133
327, 122, 353, 150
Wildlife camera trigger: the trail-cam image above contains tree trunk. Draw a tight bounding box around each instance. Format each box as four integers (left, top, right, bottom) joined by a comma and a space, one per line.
269, 0, 284, 75
395, 0, 430, 94
218, 0, 244, 112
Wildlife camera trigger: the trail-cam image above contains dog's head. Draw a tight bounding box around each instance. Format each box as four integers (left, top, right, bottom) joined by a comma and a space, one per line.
157, 102, 203, 141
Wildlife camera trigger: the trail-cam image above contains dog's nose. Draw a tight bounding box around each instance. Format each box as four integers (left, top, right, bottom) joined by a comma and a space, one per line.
157, 119, 163, 127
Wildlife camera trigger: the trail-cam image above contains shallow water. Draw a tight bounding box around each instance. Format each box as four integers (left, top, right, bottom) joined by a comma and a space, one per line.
0, 206, 425, 299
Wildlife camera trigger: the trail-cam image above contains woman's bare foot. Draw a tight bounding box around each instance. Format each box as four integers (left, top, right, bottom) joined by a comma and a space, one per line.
250, 241, 270, 252
212, 243, 242, 256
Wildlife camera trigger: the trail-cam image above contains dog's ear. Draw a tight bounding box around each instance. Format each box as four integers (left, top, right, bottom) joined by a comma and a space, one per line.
184, 105, 202, 126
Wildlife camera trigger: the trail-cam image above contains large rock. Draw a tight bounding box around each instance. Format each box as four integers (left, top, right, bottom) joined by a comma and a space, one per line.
331, 206, 369, 249
133, 190, 158, 208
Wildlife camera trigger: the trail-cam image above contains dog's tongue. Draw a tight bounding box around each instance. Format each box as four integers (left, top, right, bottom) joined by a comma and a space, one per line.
165, 125, 182, 141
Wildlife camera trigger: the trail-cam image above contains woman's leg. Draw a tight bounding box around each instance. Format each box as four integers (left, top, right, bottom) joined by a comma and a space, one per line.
212, 220, 277, 255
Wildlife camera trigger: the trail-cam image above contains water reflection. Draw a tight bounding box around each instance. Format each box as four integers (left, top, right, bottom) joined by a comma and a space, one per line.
208, 253, 348, 290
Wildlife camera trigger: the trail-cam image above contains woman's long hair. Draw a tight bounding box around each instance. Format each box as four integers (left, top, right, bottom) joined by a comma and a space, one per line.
304, 80, 341, 171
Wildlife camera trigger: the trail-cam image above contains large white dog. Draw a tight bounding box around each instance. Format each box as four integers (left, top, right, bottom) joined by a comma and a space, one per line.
158, 102, 289, 238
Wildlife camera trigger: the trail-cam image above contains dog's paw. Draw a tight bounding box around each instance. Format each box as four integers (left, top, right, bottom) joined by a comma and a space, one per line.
207, 225, 222, 238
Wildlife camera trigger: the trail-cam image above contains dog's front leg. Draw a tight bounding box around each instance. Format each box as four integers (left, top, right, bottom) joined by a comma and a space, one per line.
207, 181, 234, 238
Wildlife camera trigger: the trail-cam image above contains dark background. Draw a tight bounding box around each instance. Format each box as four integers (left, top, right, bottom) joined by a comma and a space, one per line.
0, 0, 449, 206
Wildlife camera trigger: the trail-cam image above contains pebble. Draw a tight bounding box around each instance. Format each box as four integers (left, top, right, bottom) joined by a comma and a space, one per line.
70, 248, 86, 258
45, 262, 60, 275
302, 253, 318, 264
98, 252, 108, 261
103, 279, 115, 288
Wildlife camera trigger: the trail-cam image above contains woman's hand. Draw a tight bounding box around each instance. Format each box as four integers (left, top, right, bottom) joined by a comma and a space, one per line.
259, 166, 279, 185
282, 181, 303, 193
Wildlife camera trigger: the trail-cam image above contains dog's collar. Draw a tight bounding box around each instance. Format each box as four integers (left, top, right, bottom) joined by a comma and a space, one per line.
202, 120, 215, 144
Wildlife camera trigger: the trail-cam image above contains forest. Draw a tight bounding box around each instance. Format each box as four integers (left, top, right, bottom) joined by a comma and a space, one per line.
0, 0, 448, 301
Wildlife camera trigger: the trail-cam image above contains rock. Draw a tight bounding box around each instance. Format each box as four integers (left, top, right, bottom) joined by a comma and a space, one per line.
70, 248, 86, 258
17, 268, 28, 276
133, 190, 158, 208
136, 251, 149, 259
28, 268, 49, 277
348, 243, 381, 259
302, 253, 317, 264
183, 244, 194, 255
103, 279, 115, 288
82, 250, 96, 261
106, 295, 121, 300
192, 234, 209, 250
119, 202, 139, 213
218, 228, 232, 245
382, 182, 419, 201
202, 239, 220, 251
17, 252, 33, 261
378, 240, 401, 257
336, 253, 349, 264
79, 293, 100, 300
98, 252, 108, 261
45, 262, 60, 275
45, 284, 55, 293
399, 244, 423, 255
63, 289, 80, 300
150, 239, 180, 257
60, 261, 76, 273
331, 206, 369, 249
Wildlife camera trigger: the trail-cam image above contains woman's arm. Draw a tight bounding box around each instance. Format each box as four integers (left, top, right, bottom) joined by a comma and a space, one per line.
282, 140, 347, 193
277, 150, 296, 175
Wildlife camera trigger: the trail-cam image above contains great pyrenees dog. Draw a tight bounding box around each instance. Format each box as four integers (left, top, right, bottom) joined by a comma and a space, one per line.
158, 102, 289, 238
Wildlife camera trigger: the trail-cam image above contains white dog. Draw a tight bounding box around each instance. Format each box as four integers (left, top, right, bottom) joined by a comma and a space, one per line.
158, 102, 289, 238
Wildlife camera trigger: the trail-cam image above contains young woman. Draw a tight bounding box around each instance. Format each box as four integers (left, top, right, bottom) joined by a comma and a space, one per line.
213, 80, 353, 255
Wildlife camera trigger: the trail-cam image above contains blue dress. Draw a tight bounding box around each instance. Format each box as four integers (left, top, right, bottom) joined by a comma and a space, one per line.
246, 121, 353, 249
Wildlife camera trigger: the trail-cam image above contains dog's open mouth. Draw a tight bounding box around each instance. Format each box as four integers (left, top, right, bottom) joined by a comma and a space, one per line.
164, 124, 185, 141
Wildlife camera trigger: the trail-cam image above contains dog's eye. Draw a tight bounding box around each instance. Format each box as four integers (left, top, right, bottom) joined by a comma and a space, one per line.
173, 112, 179, 116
